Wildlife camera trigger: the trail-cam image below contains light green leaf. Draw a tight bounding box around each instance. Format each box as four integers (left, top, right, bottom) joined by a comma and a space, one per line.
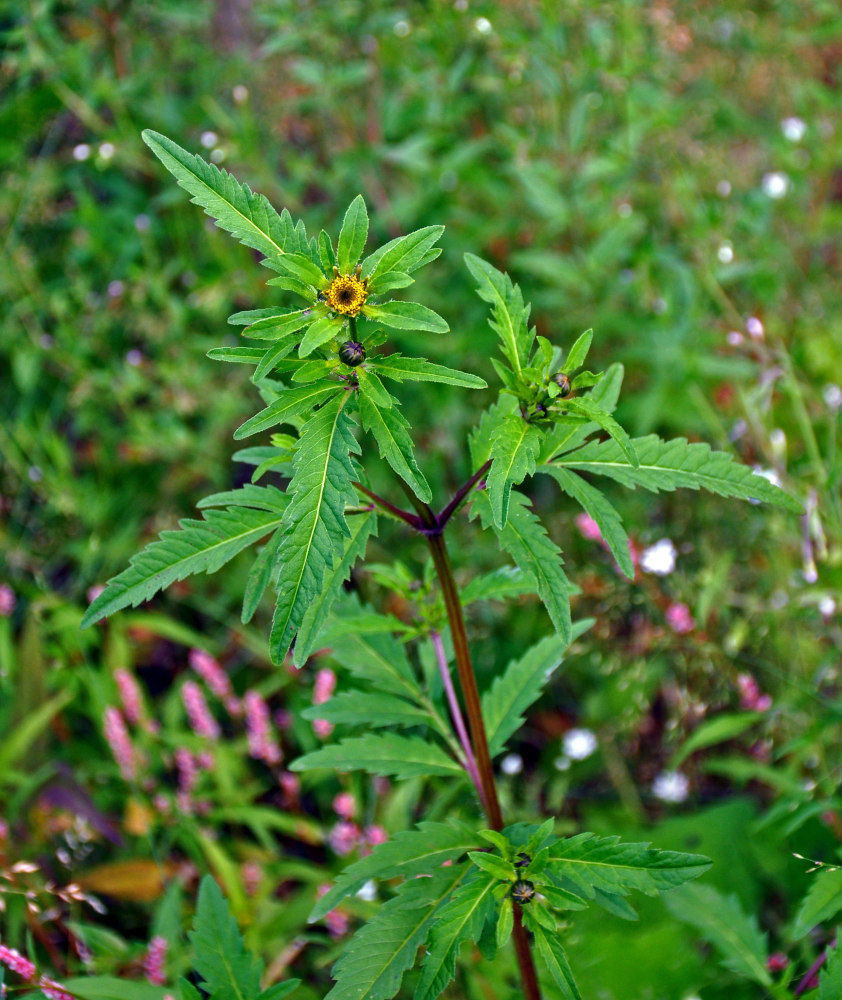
141, 131, 294, 271
471, 490, 573, 646
539, 465, 634, 579
358, 390, 432, 503
362, 225, 445, 281
357, 368, 393, 408
819, 937, 842, 1000
540, 362, 625, 462
337, 195, 369, 273
664, 884, 771, 987
189, 875, 263, 1000
463, 254, 531, 374
469, 395, 519, 467
298, 315, 347, 357
563, 329, 592, 373
531, 924, 582, 1000
254, 339, 299, 381
228, 307, 283, 326
310, 819, 477, 922
365, 300, 449, 334
326, 865, 463, 1000
293, 510, 378, 665
301, 691, 431, 729
241, 528, 282, 624
558, 434, 802, 512
325, 623, 421, 698
487, 415, 541, 528
275, 251, 327, 289
371, 354, 486, 388
319, 229, 336, 270
207, 346, 267, 365
61, 979, 168, 1000
793, 870, 842, 939
270, 394, 359, 662
414, 873, 496, 1000
365, 270, 414, 295
468, 852, 514, 880
562, 397, 639, 468
234, 382, 341, 440
266, 274, 318, 301
461, 565, 537, 605
81, 507, 284, 627
670, 712, 762, 769
495, 901, 513, 949
243, 310, 314, 341
290, 733, 463, 779
197, 484, 288, 514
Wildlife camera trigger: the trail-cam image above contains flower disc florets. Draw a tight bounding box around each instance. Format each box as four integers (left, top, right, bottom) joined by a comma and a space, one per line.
325, 271, 368, 317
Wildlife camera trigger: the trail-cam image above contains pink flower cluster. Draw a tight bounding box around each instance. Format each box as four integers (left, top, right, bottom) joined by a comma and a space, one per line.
115, 669, 144, 726
143, 936, 168, 986
190, 649, 241, 715
665, 602, 695, 634
0, 584, 16, 617
103, 706, 137, 781
311, 669, 337, 739
244, 691, 282, 766
181, 681, 221, 740
0, 943, 37, 980
315, 885, 349, 938
328, 822, 388, 857
738, 673, 772, 712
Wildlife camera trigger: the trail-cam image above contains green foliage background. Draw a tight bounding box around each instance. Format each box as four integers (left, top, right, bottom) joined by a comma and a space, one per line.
2, 2, 841, 999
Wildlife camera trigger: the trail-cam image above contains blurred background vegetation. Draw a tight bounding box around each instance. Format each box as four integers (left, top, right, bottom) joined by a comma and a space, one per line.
2, 1, 841, 998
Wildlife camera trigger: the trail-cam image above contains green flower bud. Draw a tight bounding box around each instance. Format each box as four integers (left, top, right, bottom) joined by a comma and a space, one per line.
339, 341, 366, 367
552, 372, 571, 396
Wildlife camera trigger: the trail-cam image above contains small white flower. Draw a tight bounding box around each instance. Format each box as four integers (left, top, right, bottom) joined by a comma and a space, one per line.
200, 131, 219, 149
652, 770, 689, 803
563, 728, 598, 761
474, 16, 492, 34
73, 143, 91, 161
232, 85, 249, 104
98, 142, 115, 160
210, 148, 225, 163
746, 316, 764, 339
393, 19, 410, 36
640, 539, 677, 576
818, 596, 836, 617
762, 171, 790, 199
717, 242, 734, 263
716, 179, 731, 197
752, 466, 782, 489
822, 383, 842, 411
356, 880, 378, 902
501, 753, 523, 775
781, 117, 806, 142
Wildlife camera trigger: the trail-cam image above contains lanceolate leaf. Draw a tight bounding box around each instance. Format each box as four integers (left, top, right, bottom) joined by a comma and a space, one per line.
482, 630, 591, 756
538, 465, 634, 579
142, 131, 295, 271
301, 691, 432, 729
310, 819, 477, 922
289, 733, 463, 779
562, 397, 639, 468
547, 833, 711, 900
371, 354, 487, 389
358, 390, 432, 503
531, 924, 582, 1000
241, 527, 283, 624
189, 876, 263, 1000
557, 434, 802, 512
487, 415, 541, 527
463, 254, 531, 374
244, 310, 314, 340
325, 626, 421, 698
792, 869, 842, 939
337, 195, 369, 274
325, 866, 464, 1000
82, 507, 284, 627
270, 394, 359, 662
293, 509, 378, 665
562, 329, 592, 374
461, 566, 537, 605
234, 382, 342, 440
362, 225, 445, 281
471, 490, 573, 647
298, 315, 347, 357
365, 301, 449, 334
414, 873, 497, 1000
197, 484, 289, 514
664, 884, 771, 987
207, 346, 267, 365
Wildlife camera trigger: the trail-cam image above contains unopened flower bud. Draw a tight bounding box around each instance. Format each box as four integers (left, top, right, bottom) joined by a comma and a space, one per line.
339, 341, 366, 367
552, 372, 571, 396
511, 879, 536, 904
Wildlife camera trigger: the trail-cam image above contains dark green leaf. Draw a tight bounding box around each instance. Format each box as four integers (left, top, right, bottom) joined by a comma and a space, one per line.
234, 382, 341, 440
337, 195, 369, 273
290, 733, 463, 779
365, 301, 449, 334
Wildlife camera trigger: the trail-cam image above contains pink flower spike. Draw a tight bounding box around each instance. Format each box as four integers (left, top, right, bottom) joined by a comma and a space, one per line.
312, 718, 333, 739
0, 945, 37, 980
0, 584, 16, 617
244, 690, 283, 765
313, 668, 337, 705
40, 980, 75, 1000
333, 792, 356, 820
364, 825, 388, 848
189, 648, 232, 701
665, 602, 695, 634
181, 681, 221, 740
114, 669, 144, 725
329, 821, 360, 856
103, 706, 137, 781
143, 936, 168, 986
575, 512, 602, 542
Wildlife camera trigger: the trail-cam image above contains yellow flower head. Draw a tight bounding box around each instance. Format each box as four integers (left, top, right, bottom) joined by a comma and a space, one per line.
324, 269, 368, 317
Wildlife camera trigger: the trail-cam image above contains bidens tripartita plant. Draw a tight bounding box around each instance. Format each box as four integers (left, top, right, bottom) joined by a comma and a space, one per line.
81, 131, 801, 1000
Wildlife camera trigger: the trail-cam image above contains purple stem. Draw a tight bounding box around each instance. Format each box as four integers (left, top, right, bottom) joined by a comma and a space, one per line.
430, 630, 485, 809
438, 459, 491, 528
795, 938, 836, 996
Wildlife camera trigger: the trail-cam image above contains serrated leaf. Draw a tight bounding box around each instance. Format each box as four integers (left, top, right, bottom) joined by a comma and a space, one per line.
531, 924, 582, 1000
325, 865, 463, 1000
366, 270, 414, 294
487, 415, 541, 527
290, 733, 463, 779
469, 395, 519, 467
275, 251, 327, 289
270, 394, 359, 662
319, 229, 336, 271
471, 490, 573, 646
244, 310, 314, 340
256, 983, 299, 1000
793, 869, 842, 939
365, 301, 449, 334
539, 362, 625, 462
298, 315, 347, 357
189, 875, 263, 1000
461, 565, 537, 605
82, 507, 284, 627
293, 510, 377, 665
310, 820, 477, 922
358, 390, 432, 503
558, 434, 802, 511
207, 346, 268, 365
301, 691, 431, 729
562, 397, 639, 468
482, 631, 589, 757
819, 937, 842, 1000
539, 465, 634, 579
563, 329, 592, 373
362, 225, 445, 281
254, 339, 300, 381
371, 354, 486, 388
61, 979, 168, 1000
325, 625, 421, 698
414, 872, 496, 1000
337, 195, 369, 273
548, 834, 711, 901
197, 484, 289, 514
228, 308, 282, 326
357, 368, 393, 407
234, 382, 341, 440
141, 131, 295, 270
664, 884, 771, 987
463, 254, 531, 374
468, 852, 514, 880
266, 274, 317, 301
242, 527, 282, 624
